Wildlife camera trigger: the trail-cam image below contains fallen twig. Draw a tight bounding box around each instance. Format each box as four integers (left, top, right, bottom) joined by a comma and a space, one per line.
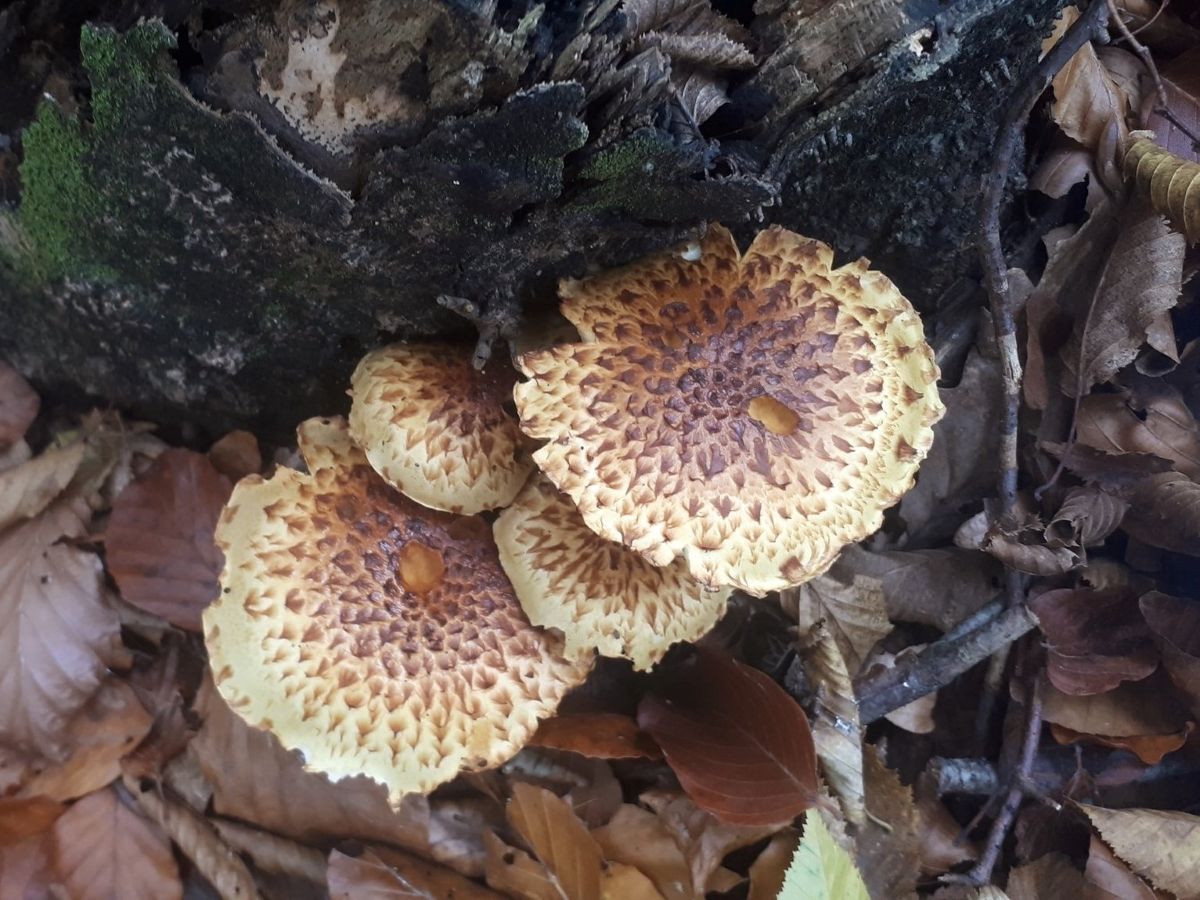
855, 603, 1038, 725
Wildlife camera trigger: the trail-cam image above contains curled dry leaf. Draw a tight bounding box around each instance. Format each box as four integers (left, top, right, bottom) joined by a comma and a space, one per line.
51, 787, 182, 900
527, 713, 661, 760
328, 848, 502, 899
1076, 391, 1200, 480
0, 796, 66, 846
1080, 805, 1200, 898
983, 516, 1082, 576
1120, 472, 1200, 556
1049, 720, 1193, 765
1027, 587, 1157, 695
207, 430, 262, 481
1045, 486, 1128, 548
777, 808, 869, 900
0, 499, 120, 757
0, 442, 85, 533
104, 449, 232, 631
0, 363, 38, 450
637, 648, 820, 827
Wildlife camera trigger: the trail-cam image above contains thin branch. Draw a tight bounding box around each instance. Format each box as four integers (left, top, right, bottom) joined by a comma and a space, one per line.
855, 603, 1037, 725
1109, 0, 1168, 115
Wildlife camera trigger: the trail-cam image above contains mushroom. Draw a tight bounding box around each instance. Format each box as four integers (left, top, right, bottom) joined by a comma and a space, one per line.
494, 473, 731, 671
203, 416, 592, 803
349, 343, 533, 515
513, 224, 945, 595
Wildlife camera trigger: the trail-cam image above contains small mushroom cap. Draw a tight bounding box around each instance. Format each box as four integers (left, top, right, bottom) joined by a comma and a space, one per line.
349, 343, 533, 515
514, 225, 945, 595
203, 416, 592, 804
494, 474, 731, 671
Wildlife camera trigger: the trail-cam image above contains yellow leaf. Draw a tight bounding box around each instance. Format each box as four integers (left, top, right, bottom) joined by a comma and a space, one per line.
777, 809, 869, 900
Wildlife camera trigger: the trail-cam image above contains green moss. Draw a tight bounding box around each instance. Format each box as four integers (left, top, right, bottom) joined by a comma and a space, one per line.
80, 22, 175, 133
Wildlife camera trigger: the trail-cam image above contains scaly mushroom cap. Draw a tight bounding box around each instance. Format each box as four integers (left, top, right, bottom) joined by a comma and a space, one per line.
494, 474, 731, 671
203, 417, 592, 804
514, 225, 945, 595
349, 343, 533, 515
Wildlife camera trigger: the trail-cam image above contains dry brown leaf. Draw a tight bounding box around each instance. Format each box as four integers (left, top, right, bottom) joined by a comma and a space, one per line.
592, 804, 694, 900
1027, 587, 1157, 695
621, 0, 749, 43
504, 783, 605, 900
0, 832, 56, 897
207, 430, 262, 481
1085, 833, 1157, 899
1077, 389, 1200, 482
1143, 47, 1200, 161
1120, 472, 1200, 556
21, 678, 152, 802
898, 348, 1003, 542
0, 363, 38, 450
0, 796, 65, 847
747, 828, 799, 900
104, 449, 232, 631
602, 862, 664, 900
328, 848, 502, 899
1041, 670, 1189, 738
1062, 203, 1185, 394
798, 622, 864, 825
641, 789, 775, 894
1124, 136, 1200, 242
983, 515, 1083, 576
1081, 805, 1200, 897
0, 499, 120, 757
1140, 590, 1200, 657
637, 648, 819, 827
527, 713, 661, 760
794, 565, 891, 675
211, 818, 325, 883
915, 784, 978, 875
1046, 486, 1129, 548
502, 749, 623, 830
52, 787, 182, 900
856, 749, 920, 899
1031, 137, 1099, 202
190, 677, 456, 871
484, 831, 564, 900
1050, 720, 1193, 765
0, 442, 86, 532
1006, 852, 1090, 900
864, 647, 936, 734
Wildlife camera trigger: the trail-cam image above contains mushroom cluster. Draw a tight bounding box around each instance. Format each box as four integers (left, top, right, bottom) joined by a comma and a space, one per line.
202, 223, 943, 804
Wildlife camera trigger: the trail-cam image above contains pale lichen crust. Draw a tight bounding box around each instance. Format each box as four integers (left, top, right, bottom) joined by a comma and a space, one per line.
514, 224, 946, 595
349, 343, 533, 515
203, 416, 591, 804
494, 474, 731, 672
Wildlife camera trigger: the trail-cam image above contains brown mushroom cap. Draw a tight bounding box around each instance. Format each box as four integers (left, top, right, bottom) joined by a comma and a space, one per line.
494, 474, 731, 671
514, 225, 945, 595
349, 343, 533, 515
203, 416, 592, 804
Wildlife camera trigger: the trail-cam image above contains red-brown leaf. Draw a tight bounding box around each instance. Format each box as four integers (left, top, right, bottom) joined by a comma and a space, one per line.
1028, 587, 1157, 695
528, 713, 662, 760
1140, 591, 1200, 656
104, 449, 232, 630
0, 362, 38, 450
328, 848, 502, 899
636, 648, 819, 827
0, 796, 65, 847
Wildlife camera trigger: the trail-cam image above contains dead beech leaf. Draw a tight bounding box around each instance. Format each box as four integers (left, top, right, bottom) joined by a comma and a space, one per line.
915, 784, 978, 875
983, 519, 1082, 576
1027, 587, 1157, 695
1085, 833, 1156, 899
747, 828, 799, 900
1045, 486, 1128, 548
856, 750, 920, 900
640, 789, 776, 895
502, 748, 622, 829
0, 499, 120, 757
328, 848, 502, 899
52, 787, 182, 900
797, 622, 864, 825
1120, 472, 1200, 556
1077, 392, 1200, 480
637, 648, 819, 827
793, 566, 891, 675
1049, 720, 1193, 765
22, 679, 152, 802
1061, 203, 1185, 393
528, 713, 661, 760
592, 804, 693, 900
602, 862, 664, 899
104, 449, 232, 631
1041, 670, 1190, 739
1043, 441, 1173, 490
0, 796, 65, 846
1080, 805, 1200, 897
207, 430, 261, 481
0, 832, 56, 897
0, 362, 38, 449
504, 783, 605, 900
1139, 590, 1200, 656
483, 832, 565, 900
0, 442, 86, 532
1006, 852, 1090, 900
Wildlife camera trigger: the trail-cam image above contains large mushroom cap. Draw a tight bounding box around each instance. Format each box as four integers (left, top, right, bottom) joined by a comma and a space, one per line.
514, 225, 945, 595
349, 343, 533, 515
203, 416, 592, 804
494, 474, 731, 671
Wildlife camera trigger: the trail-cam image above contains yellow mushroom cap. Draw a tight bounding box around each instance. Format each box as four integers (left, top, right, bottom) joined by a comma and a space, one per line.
513, 224, 945, 595
494, 474, 731, 671
203, 417, 592, 804
349, 343, 533, 515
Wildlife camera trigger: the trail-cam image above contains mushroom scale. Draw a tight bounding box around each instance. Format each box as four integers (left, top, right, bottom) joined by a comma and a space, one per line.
349, 343, 533, 515
494, 474, 731, 672
514, 224, 946, 595
203, 416, 592, 804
